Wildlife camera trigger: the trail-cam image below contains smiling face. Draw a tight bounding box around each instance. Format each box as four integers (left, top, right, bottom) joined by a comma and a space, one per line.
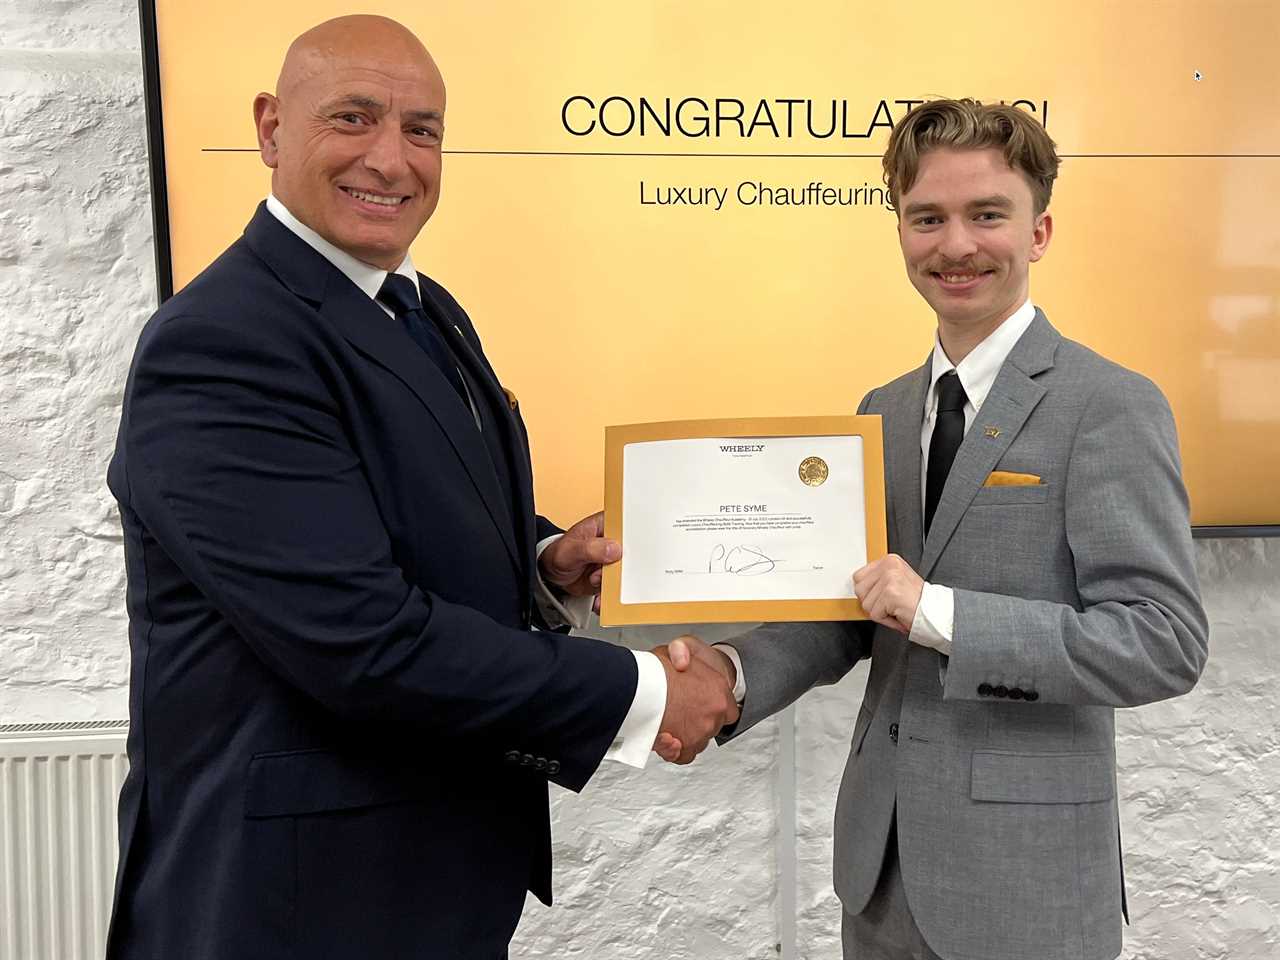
254, 17, 446, 270
897, 147, 1052, 352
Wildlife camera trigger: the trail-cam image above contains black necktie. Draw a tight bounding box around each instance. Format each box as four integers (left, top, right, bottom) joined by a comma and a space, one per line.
377, 274, 467, 402
925, 371, 968, 536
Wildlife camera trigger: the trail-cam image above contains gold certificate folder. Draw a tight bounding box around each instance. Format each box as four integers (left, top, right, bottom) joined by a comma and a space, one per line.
600, 416, 887, 626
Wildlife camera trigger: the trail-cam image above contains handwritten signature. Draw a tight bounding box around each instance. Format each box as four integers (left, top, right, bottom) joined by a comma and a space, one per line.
708, 544, 777, 576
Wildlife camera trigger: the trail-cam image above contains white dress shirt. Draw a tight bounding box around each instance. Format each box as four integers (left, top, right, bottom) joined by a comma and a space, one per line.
266, 195, 665, 768
718, 299, 1038, 701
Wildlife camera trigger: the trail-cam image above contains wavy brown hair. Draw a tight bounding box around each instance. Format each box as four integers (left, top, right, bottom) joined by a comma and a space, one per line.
882, 99, 1060, 215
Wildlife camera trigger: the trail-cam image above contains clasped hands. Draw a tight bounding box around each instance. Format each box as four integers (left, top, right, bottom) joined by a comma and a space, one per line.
649, 553, 924, 764
650, 635, 739, 764
541, 517, 923, 765
539, 512, 741, 764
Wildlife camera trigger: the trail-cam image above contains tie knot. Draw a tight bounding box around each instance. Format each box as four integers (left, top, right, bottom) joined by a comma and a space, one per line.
377, 273, 422, 316
936, 371, 968, 413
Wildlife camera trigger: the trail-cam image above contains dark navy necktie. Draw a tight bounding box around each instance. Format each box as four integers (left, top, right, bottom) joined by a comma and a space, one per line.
924, 370, 968, 536
377, 273, 467, 402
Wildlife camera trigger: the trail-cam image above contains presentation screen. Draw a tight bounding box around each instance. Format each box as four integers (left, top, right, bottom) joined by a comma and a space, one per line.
142, 1, 1280, 533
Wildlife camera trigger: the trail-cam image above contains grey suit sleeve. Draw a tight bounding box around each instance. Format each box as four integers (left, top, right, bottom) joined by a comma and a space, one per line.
717, 387, 879, 739
943, 373, 1208, 707
719, 619, 872, 740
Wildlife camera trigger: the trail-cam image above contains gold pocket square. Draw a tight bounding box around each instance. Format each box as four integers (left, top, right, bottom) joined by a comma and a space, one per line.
984, 470, 1042, 487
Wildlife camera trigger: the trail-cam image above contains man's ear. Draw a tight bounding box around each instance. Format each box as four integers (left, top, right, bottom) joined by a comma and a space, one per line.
253, 93, 280, 169
1029, 210, 1053, 263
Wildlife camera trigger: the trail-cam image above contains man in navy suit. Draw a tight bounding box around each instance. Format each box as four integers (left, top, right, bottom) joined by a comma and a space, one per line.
105, 15, 737, 959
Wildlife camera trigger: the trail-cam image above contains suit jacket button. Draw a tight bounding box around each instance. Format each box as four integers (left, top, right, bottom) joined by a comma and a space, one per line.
521, 753, 535, 767
534, 758, 548, 771
993, 685, 1009, 698
546, 760, 561, 775
977, 683, 993, 697
1008, 687, 1024, 700
1025, 690, 1040, 701
505, 750, 521, 764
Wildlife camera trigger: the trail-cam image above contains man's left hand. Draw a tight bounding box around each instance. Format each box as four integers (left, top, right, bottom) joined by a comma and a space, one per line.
852, 554, 924, 636
539, 512, 621, 603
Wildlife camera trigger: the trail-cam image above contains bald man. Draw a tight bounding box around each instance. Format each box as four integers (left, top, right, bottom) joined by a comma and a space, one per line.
106, 16, 735, 959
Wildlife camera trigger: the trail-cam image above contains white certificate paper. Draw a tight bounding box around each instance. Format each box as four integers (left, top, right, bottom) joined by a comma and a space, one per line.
621, 435, 866, 604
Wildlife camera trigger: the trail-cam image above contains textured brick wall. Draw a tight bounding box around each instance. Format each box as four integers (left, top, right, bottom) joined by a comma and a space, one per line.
0, 1, 149, 725
1, 5, 1275, 958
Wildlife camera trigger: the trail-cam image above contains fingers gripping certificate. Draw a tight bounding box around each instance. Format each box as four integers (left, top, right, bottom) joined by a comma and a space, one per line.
600, 417, 887, 626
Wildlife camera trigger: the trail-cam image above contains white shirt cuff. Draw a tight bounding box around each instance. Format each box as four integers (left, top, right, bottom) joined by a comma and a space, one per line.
533, 534, 593, 630
713, 644, 747, 705
604, 650, 667, 768
908, 582, 954, 656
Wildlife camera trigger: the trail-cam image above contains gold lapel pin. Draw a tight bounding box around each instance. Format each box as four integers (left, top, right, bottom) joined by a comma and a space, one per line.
983, 426, 1001, 439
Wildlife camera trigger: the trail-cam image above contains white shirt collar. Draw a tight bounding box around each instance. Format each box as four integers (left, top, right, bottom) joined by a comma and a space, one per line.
926, 299, 1037, 416
265, 194, 419, 304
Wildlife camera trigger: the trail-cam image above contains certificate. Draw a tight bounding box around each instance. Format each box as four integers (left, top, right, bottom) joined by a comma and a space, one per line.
599, 416, 887, 626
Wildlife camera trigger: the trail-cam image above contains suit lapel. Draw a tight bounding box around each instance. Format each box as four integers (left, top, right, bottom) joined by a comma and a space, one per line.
420, 282, 538, 567
918, 311, 1058, 579
242, 206, 523, 574
884, 360, 930, 569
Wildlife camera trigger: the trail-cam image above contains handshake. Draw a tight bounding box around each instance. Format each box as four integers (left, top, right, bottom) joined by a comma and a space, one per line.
649, 635, 739, 765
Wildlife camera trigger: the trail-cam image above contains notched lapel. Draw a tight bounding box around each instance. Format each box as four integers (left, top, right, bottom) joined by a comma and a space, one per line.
883, 362, 930, 568
243, 203, 523, 572
243, 203, 330, 305
918, 312, 1059, 578
419, 282, 538, 566
320, 278, 523, 574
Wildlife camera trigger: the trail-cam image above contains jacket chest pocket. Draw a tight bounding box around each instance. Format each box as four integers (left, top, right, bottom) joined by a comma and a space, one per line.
970, 482, 1051, 507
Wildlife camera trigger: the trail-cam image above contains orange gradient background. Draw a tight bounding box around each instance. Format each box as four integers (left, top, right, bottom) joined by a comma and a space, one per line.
152, 1, 1280, 528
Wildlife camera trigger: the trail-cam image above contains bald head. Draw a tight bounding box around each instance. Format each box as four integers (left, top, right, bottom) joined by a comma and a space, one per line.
276, 16, 442, 103
253, 16, 447, 269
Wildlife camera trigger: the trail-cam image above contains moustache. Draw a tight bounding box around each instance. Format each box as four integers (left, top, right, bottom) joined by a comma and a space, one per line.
922, 260, 996, 274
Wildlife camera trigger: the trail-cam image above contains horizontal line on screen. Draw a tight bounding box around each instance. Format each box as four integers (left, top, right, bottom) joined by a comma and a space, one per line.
200, 148, 1279, 159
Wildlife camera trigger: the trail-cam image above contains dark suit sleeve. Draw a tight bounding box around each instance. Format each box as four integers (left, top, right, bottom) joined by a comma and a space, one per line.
944, 373, 1208, 707
535, 516, 563, 545
118, 312, 635, 792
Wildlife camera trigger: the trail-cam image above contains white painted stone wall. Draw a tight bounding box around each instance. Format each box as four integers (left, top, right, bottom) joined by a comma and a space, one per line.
0, 4, 1275, 959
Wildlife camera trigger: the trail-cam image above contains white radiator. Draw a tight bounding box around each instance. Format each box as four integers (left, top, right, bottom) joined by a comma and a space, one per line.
0, 721, 129, 960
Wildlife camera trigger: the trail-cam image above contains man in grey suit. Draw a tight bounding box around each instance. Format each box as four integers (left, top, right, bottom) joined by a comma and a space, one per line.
656, 99, 1208, 960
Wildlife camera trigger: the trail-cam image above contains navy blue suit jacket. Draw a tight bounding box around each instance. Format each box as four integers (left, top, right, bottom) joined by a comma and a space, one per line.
105, 205, 638, 959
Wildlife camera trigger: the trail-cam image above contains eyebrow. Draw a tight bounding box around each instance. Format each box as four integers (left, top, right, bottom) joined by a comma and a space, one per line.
324, 94, 387, 113
901, 194, 1015, 217
969, 194, 1015, 210
902, 201, 941, 217
402, 109, 444, 125
323, 95, 443, 124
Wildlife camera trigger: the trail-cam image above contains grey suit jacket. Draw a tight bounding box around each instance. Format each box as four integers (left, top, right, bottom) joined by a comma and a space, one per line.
724, 312, 1208, 960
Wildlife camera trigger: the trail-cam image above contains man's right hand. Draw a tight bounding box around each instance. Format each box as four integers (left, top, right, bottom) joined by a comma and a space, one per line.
651, 635, 739, 764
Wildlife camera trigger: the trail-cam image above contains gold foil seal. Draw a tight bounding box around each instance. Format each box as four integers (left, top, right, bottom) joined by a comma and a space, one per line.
799, 456, 829, 487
